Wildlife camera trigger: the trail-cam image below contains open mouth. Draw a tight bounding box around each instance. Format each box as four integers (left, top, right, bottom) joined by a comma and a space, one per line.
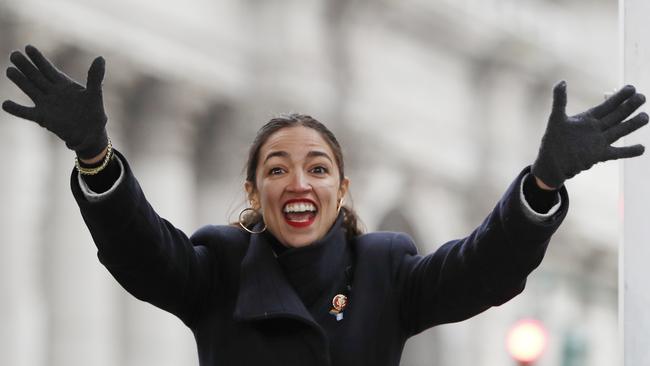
283, 199, 317, 228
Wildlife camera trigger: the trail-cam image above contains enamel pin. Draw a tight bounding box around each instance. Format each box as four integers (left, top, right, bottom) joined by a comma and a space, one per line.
329, 294, 348, 321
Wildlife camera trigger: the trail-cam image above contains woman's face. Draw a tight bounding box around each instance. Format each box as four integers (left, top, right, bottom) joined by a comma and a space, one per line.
246, 126, 349, 248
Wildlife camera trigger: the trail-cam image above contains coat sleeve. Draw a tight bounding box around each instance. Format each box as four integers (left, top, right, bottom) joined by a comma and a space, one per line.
393, 166, 569, 336
70, 149, 220, 326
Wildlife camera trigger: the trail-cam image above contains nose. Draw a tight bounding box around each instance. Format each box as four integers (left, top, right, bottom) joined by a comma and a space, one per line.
286, 171, 312, 193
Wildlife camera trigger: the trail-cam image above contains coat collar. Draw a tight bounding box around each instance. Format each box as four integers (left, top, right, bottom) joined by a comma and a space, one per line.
233, 214, 346, 327
275, 215, 347, 309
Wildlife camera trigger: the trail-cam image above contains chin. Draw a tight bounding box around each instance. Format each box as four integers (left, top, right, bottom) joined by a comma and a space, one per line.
274, 222, 320, 248
283, 235, 317, 248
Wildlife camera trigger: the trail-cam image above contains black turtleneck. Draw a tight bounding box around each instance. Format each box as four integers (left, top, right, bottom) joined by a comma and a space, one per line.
263, 215, 351, 311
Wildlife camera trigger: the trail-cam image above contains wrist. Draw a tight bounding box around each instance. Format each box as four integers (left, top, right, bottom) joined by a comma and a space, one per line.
74, 129, 109, 160
79, 145, 108, 165
75, 138, 114, 175
534, 176, 557, 191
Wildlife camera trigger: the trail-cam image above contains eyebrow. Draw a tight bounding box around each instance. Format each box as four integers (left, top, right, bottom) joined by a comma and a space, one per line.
263, 151, 289, 164
263, 150, 333, 164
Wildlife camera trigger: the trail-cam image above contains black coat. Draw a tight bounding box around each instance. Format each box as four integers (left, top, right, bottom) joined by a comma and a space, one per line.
71, 152, 568, 366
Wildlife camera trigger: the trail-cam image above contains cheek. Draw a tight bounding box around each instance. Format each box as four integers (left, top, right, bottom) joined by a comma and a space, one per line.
315, 182, 341, 206
257, 181, 282, 209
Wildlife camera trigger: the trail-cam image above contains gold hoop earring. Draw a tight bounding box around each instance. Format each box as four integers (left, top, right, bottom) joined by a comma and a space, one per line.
336, 198, 345, 215
238, 207, 267, 234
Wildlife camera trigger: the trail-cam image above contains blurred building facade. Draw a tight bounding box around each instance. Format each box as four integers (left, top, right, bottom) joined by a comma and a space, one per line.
0, 0, 622, 365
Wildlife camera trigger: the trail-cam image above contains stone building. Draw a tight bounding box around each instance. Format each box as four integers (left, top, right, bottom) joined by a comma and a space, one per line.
0, 0, 622, 365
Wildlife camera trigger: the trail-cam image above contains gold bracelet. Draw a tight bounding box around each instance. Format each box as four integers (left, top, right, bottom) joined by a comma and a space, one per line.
75, 138, 114, 175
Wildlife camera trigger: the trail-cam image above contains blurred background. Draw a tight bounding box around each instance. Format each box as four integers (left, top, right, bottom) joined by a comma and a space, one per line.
0, 0, 626, 365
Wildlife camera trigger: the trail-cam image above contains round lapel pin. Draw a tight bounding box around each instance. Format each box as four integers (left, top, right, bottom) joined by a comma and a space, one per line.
329, 294, 348, 321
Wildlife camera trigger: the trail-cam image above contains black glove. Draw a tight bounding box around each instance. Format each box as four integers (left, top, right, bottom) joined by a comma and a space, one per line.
532, 81, 648, 188
2, 45, 108, 160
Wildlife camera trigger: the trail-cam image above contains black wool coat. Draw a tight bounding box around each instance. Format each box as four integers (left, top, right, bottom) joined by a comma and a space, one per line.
71, 152, 568, 366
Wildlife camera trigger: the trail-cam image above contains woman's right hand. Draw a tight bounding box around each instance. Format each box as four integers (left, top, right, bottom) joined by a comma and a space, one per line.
2, 45, 109, 160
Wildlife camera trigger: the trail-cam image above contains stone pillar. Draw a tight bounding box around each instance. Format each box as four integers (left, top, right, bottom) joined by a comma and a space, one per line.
622, 0, 650, 364
41, 46, 121, 366
0, 75, 49, 366
192, 101, 249, 226
0, 10, 49, 366
118, 75, 199, 366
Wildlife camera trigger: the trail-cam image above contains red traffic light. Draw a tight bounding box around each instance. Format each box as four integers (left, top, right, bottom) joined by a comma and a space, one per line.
506, 318, 548, 363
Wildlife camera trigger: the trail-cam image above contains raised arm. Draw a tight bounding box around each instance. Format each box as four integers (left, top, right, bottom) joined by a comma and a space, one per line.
396, 81, 647, 335
395, 167, 569, 335
70, 149, 217, 325
2, 45, 217, 324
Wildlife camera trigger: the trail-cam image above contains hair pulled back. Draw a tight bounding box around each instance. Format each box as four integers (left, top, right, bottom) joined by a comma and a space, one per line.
239, 113, 363, 240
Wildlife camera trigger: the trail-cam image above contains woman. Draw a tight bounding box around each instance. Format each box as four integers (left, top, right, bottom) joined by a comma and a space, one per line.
3, 45, 648, 366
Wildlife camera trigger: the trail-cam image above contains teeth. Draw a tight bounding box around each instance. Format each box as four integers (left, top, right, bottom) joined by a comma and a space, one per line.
283, 202, 316, 213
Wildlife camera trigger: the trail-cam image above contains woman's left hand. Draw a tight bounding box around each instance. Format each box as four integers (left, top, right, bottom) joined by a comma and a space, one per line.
532, 81, 648, 189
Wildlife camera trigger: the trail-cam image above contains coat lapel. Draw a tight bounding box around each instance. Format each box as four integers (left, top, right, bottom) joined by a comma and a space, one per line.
233, 224, 316, 326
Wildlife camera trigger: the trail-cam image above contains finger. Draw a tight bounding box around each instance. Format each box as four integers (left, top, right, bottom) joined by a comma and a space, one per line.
9, 50, 51, 92
604, 144, 645, 161
599, 93, 646, 130
25, 45, 66, 83
86, 56, 105, 93
550, 81, 567, 119
2, 100, 40, 122
588, 85, 636, 118
6, 67, 44, 102
604, 112, 649, 143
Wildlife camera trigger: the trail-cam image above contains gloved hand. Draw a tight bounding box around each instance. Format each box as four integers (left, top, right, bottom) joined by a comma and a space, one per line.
532, 81, 648, 189
2, 45, 108, 160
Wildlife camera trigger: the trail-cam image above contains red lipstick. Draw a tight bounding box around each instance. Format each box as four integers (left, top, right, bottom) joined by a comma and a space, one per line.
283, 199, 317, 228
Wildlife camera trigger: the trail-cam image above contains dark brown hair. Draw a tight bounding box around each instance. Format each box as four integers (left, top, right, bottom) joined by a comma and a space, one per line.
239, 113, 363, 239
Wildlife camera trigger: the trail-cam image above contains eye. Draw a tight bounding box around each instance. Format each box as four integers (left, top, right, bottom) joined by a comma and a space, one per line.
310, 165, 329, 175
269, 167, 285, 176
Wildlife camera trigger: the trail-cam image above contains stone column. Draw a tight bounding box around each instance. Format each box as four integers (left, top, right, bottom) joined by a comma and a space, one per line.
192, 101, 249, 226
622, 0, 650, 364
118, 75, 199, 366
0, 11, 50, 366
40, 46, 121, 366
0, 74, 49, 366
